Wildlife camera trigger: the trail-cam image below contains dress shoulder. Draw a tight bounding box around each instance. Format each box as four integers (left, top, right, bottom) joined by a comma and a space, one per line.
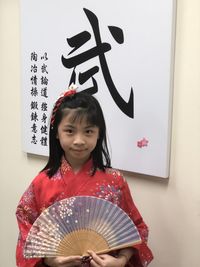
105, 167, 122, 176
105, 167, 127, 182
31, 170, 50, 184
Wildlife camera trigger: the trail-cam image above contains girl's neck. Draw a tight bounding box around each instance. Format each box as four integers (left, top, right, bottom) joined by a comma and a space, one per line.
64, 155, 90, 174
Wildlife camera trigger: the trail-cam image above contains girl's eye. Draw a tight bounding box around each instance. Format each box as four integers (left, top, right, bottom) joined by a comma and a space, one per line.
86, 129, 93, 134
65, 129, 73, 134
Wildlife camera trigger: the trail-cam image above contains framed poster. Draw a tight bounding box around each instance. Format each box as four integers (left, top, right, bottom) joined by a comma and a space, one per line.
20, 0, 176, 177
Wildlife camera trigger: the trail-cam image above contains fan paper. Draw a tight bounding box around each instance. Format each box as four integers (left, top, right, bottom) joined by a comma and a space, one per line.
24, 196, 141, 258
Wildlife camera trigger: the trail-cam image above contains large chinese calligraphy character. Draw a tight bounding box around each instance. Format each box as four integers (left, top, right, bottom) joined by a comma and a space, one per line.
62, 8, 134, 118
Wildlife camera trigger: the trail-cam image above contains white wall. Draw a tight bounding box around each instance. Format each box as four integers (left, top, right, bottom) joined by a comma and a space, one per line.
0, 0, 200, 266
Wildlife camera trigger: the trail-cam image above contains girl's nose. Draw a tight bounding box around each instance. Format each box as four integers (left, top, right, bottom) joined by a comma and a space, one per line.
73, 134, 85, 145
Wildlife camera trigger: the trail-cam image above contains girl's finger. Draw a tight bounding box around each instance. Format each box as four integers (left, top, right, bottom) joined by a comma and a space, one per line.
87, 251, 102, 266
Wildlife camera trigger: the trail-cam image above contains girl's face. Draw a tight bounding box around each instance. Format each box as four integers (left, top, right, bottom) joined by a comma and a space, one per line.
57, 111, 99, 171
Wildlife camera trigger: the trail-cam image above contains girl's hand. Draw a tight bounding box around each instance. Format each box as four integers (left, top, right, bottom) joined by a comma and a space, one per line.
87, 251, 127, 267
44, 256, 82, 267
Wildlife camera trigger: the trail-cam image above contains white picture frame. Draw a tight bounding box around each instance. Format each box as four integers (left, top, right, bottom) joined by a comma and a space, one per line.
20, 0, 176, 178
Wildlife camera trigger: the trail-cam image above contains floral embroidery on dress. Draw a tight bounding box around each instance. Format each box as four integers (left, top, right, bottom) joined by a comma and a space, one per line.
60, 157, 72, 175
51, 169, 62, 180
95, 183, 122, 205
19, 183, 35, 205
16, 184, 38, 224
105, 168, 121, 178
86, 166, 95, 176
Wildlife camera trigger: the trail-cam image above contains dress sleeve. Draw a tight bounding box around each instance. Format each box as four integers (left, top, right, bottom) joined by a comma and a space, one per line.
120, 177, 153, 267
16, 182, 45, 267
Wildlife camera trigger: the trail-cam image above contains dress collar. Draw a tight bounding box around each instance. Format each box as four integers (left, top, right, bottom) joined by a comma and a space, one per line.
60, 156, 94, 176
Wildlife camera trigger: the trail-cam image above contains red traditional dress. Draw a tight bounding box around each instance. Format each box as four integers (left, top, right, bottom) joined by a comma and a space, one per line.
16, 157, 153, 267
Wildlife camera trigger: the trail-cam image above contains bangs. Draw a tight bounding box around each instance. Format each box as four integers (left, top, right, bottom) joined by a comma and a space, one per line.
62, 107, 98, 126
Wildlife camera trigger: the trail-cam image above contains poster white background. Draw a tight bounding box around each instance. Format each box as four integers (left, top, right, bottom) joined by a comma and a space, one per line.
20, 0, 176, 178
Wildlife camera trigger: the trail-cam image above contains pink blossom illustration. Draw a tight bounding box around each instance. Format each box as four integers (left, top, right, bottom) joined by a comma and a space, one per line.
137, 138, 149, 148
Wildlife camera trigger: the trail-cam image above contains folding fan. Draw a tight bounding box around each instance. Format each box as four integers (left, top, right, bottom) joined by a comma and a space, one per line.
24, 196, 141, 258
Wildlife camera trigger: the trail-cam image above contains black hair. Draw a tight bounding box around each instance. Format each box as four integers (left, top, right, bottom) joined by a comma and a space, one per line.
42, 91, 111, 177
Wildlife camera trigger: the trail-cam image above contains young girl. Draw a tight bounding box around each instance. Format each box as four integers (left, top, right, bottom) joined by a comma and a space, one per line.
16, 85, 153, 267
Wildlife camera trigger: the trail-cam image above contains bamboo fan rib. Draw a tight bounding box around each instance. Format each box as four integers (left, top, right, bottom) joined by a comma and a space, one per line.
24, 196, 141, 258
